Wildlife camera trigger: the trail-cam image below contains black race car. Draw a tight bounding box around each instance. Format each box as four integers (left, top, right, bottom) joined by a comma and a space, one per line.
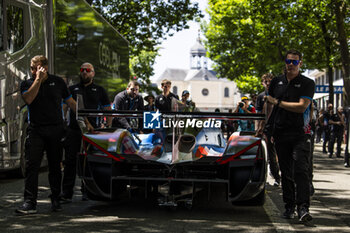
77, 109, 267, 207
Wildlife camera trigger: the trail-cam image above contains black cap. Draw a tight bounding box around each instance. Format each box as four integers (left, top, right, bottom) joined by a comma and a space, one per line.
144, 94, 155, 102
182, 90, 189, 96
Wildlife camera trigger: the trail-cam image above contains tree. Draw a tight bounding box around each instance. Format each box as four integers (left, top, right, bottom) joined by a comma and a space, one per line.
129, 50, 161, 94
235, 75, 264, 95
334, 0, 350, 107
85, 0, 202, 90
204, 0, 349, 104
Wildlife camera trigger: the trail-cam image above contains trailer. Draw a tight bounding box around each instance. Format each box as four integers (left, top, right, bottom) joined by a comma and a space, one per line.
0, 0, 129, 176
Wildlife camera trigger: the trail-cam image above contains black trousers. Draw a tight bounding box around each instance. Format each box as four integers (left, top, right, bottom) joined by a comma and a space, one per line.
24, 124, 64, 204
274, 134, 311, 209
265, 135, 280, 182
315, 126, 322, 143
308, 133, 314, 181
62, 128, 82, 198
328, 130, 343, 156
323, 127, 330, 152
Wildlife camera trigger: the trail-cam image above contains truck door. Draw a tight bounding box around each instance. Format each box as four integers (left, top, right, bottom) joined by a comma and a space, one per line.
0, 0, 45, 174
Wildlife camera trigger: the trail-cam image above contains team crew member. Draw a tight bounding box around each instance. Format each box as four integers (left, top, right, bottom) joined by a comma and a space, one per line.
61, 62, 111, 202
16, 55, 77, 214
112, 81, 144, 131
155, 79, 179, 112
266, 49, 315, 222
255, 73, 281, 187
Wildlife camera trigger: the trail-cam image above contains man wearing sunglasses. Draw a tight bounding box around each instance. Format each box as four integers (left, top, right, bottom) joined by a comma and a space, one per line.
112, 81, 144, 132
61, 62, 112, 203
16, 55, 77, 214
266, 49, 315, 223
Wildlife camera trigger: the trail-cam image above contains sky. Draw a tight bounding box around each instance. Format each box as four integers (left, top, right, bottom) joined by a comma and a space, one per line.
151, 0, 210, 81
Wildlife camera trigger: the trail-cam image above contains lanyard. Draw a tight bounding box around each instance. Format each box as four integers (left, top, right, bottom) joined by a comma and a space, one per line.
129, 99, 135, 110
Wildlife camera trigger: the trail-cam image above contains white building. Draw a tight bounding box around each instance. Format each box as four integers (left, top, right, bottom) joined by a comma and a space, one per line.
307, 68, 344, 110
153, 36, 240, 111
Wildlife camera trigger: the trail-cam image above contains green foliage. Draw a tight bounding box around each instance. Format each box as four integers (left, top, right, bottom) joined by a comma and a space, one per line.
86, 0, 202, 88
235, 75, 264, 95
129, 49, 161, 94
204, 0, 349, 95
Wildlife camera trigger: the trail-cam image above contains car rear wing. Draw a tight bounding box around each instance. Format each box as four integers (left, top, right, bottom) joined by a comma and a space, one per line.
75, 94, 265, 133
75, 93, 265, 120
77, 109, 265, 121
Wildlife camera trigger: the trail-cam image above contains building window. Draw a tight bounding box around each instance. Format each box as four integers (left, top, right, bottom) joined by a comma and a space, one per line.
7, 4, 24, 53
335, 69, 340, 80
173, 86, 178, 95
322, 75, 325, 85
224, 87, 229, 97
202, 88, 209, 96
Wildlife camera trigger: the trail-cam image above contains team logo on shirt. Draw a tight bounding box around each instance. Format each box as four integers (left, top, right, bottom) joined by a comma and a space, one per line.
49, 82, 55, 86
294, 84, 301, 88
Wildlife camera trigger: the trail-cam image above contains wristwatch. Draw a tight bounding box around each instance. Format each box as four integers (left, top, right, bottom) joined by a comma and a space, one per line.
276, 99, 281, 107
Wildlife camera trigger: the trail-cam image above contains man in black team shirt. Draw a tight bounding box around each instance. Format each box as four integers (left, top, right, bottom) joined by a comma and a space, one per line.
155, 79, 179, 112
60, 62, 111, 203
112, 81, 144, 132
16, 55, 77, 214
266, 49, 315, 223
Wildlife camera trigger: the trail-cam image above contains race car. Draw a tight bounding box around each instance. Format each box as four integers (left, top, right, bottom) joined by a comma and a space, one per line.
76, 108, 267, 207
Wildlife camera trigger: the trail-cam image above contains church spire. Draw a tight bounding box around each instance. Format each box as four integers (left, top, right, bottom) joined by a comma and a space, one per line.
190, 30, 207, 70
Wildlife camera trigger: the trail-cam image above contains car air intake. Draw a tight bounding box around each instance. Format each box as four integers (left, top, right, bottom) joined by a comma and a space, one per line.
178, 135, 196, 153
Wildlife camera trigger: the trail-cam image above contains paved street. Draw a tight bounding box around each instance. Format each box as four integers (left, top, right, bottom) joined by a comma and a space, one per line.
0, 143, 349, 232
265, 143, 350, 232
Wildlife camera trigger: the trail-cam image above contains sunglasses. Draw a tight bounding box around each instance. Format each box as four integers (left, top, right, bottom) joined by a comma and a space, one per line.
80, 68, 93, 73
130, 88, 139, 92
285, 59, 300, 66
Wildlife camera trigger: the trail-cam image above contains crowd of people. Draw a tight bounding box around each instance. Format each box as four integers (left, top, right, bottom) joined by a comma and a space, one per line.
15, 56, 192, 215
16, 51, 349, 226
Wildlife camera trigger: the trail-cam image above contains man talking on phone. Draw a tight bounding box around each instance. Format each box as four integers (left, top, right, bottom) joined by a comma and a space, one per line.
16, 55, 76, 214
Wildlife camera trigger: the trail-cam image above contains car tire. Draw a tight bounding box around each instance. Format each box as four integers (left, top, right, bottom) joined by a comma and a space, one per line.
248, 187, 266, 206
232, 187, 266, 206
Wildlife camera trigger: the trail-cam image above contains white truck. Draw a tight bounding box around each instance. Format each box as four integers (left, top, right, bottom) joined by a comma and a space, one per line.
0, 0, 129, 176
